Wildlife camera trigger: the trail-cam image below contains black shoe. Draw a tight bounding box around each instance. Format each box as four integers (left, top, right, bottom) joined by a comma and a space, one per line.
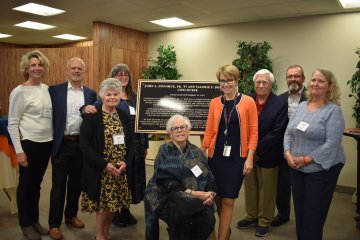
123, 208, 137, 225
236, 218, 258, 229
112, 211, 127, 228
255, 226, 269, 237
271, 215, 289, 227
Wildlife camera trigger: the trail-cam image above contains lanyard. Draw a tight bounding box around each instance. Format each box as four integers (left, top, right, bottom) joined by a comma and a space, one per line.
223, 94, 238, 136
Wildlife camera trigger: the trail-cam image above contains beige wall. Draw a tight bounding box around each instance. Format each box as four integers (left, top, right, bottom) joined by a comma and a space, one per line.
148, 12, 360, 188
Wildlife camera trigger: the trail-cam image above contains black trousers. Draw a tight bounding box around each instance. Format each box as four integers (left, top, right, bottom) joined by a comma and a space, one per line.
48, 140, 82, 228
290, 163, 343, 240
275, 159, 292, 219
17, 140, 51, 227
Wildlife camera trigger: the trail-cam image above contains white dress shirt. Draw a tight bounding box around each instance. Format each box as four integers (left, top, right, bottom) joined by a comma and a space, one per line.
64, 81, 84, 135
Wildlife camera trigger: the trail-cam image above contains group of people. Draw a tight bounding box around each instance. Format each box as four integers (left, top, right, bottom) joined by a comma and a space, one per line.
144, 64, 345, 240
7, 50, 148, 240
7, 49, 345, 240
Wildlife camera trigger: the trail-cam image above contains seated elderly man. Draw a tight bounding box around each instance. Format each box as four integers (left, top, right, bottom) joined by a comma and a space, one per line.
144, 114, 216, 240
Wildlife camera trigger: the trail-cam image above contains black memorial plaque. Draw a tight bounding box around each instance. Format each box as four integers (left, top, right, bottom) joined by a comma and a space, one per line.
136, 80, 221, 134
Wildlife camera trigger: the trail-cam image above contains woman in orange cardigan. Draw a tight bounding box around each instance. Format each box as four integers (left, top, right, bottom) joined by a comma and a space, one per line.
202, 64, 258, 240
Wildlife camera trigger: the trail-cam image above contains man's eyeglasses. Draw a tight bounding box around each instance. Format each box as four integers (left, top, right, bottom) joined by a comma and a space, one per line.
255, 80, 270, 86
170, 125, 188, 132
219, 79, 235, 85
286, 74, 303, 80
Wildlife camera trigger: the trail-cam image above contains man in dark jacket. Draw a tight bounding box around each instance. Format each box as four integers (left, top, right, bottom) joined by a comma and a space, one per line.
48, 58, 97, 240
272, 64, 307, 227
236, 69, 288, 237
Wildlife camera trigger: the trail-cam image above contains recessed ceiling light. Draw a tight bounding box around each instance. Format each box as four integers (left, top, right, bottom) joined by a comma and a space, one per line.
338, 0, 360, 8
13, 3, 65, 16
53, 34, 86, 40
15, 21, 56, 30
150, 17, 193, 28
0, 33, 12, 38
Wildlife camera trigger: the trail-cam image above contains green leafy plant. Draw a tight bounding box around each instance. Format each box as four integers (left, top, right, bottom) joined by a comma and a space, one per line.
347, 48, 360, 127
232, 40, 275, 94
142, 44, 183, 80
142, 44, 182, 140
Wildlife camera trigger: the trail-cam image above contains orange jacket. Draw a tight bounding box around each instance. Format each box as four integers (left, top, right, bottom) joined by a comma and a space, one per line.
202, 95, 258, 158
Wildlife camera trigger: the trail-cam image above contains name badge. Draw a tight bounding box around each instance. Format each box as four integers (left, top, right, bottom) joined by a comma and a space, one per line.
71, 104, 80, 116
223, 145, 231, 157
296, 121, 309, 132
113, 134, 125, 145
129, 106, 136, 115
43, 107, 52, 118
191, 165, 203, 177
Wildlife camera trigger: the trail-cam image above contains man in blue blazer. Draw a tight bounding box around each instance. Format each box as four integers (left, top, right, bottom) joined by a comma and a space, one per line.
48, 58, 97, 240
272, 65, 307, 227
237, 69, 288, 237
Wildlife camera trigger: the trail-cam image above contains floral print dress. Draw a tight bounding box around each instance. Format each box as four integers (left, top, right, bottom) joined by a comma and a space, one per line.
81, 111, 131, 212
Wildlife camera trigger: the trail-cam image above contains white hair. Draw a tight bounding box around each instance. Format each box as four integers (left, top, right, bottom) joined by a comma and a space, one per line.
166, 115, 192, 133
99, 78, 122, 99
253, 69, 274, 83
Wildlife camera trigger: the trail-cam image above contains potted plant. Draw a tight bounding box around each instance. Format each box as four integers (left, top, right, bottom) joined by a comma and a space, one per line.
142, 44, 183, 80
347, 48, 360, 127
232, 40, 275, 94
142, 44, 183, 160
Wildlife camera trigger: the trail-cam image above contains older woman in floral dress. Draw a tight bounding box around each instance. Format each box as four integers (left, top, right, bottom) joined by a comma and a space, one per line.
80, 78, 134, 240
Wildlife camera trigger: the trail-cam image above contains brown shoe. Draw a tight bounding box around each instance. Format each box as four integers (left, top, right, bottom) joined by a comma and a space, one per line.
49, 228, 63, 240
65, 217, 85, 228
32, 222, 49, 235
21, 226, 41, 240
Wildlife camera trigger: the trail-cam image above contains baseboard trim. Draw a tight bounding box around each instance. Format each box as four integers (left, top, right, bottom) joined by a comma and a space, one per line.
335, 185, 356, 194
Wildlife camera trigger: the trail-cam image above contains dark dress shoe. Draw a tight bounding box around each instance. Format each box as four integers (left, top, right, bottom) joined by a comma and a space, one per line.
65, 217, 85, 228
112, 211, 127, 228
32, 222, 50, 235
21, 226, 41, 240
271, 215, 289, 227
123, 208, 137, 225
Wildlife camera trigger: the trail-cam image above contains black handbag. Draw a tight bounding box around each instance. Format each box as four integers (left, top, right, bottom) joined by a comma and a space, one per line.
169, 191, 207, 218
167, 191, 214, 240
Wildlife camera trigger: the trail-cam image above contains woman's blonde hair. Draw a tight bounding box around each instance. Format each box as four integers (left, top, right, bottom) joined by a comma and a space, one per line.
19, 50, 50, 79
216, 64, 240, 81
306, 68, 341, 106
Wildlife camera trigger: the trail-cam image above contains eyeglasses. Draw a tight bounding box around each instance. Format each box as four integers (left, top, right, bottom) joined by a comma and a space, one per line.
170, 125, 188, 132
116, 72, 129, 78
286, 74, 303, 80
255, 80, 270, 86
219, 79, 235, 85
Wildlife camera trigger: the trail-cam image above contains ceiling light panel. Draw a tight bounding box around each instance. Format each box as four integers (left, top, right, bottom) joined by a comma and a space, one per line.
53, 34, 86, 40
15, 21, 56, 30
150, 17, 194, 27
13, 3, 65, 16
338, 0, 360, 8
0, 33, 12, 38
